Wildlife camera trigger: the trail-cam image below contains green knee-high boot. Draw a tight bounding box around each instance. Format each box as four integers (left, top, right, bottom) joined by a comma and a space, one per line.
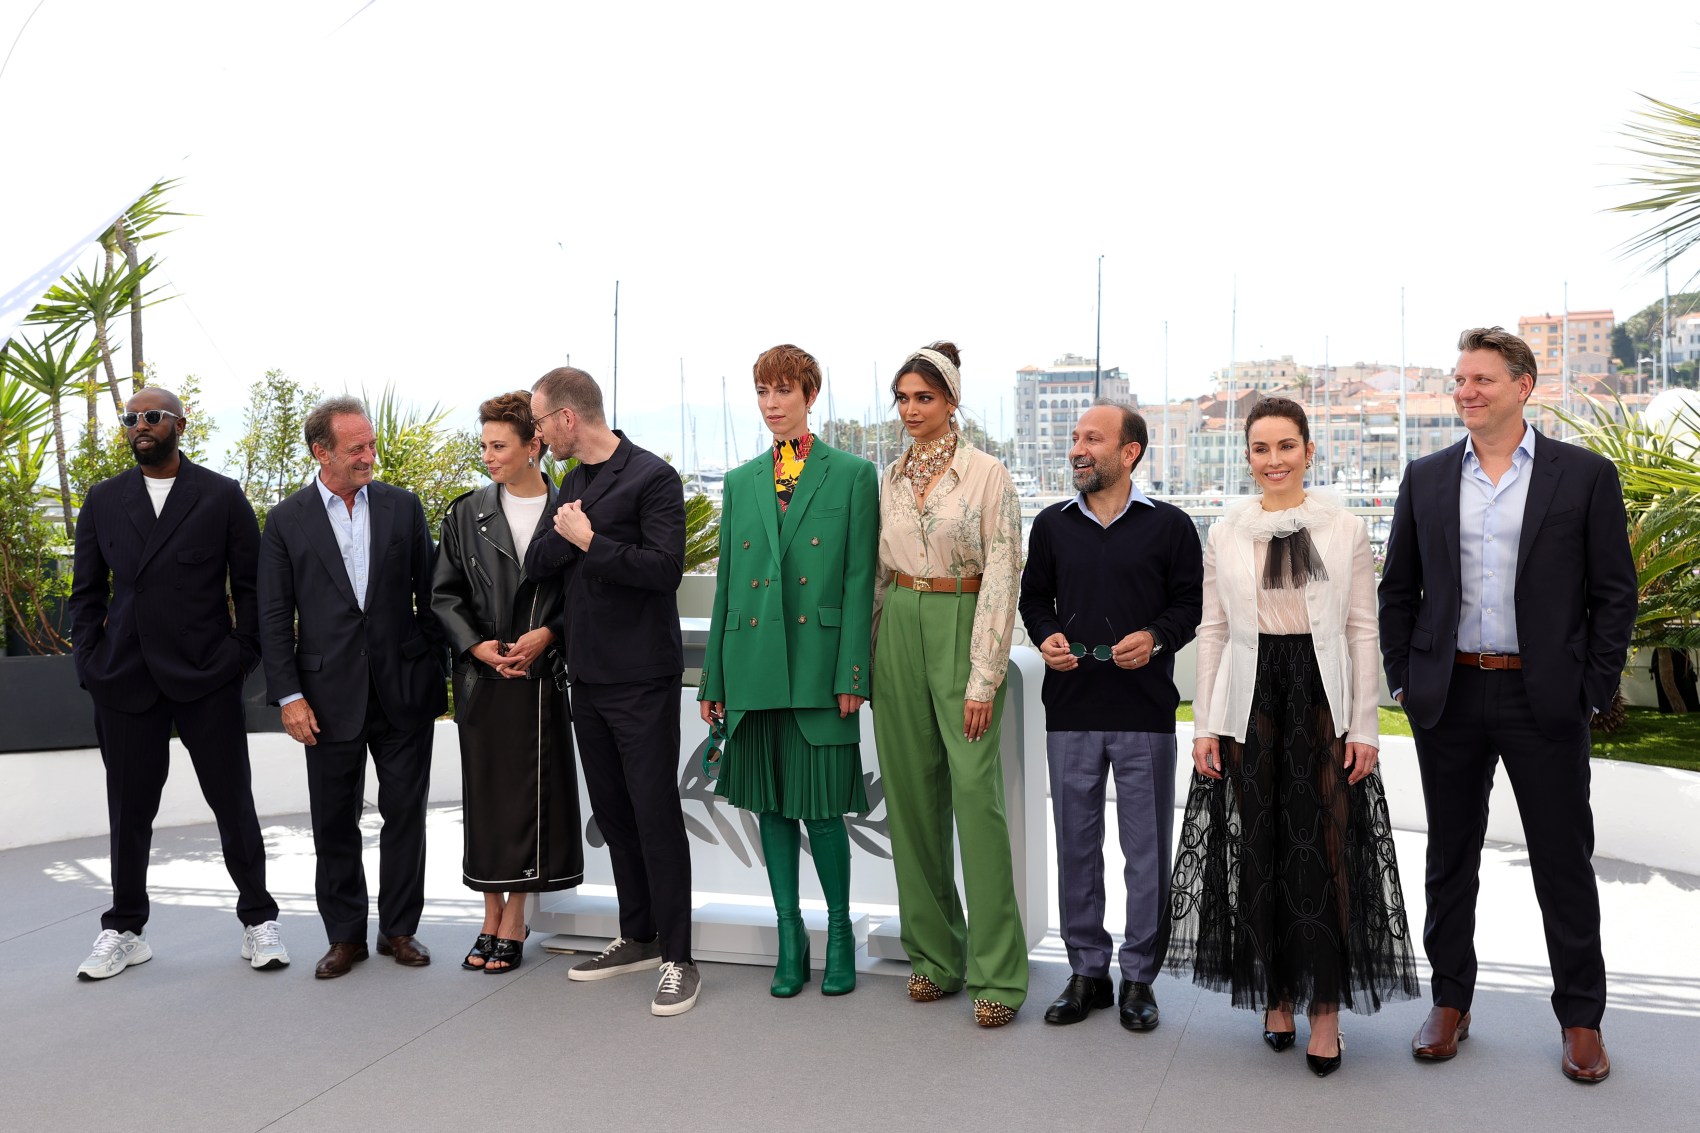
760, 813, 809, 997
806, 817, 855, 996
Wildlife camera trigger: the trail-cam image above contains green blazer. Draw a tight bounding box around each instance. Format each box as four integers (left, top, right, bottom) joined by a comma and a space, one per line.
699, 439, 879, 746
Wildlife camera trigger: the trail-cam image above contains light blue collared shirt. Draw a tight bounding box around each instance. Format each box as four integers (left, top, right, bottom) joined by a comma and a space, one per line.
1457, 423, 1536, 653
315, 476, 371, 611
281, 478, 372, 709
1063, 480, 1155, 529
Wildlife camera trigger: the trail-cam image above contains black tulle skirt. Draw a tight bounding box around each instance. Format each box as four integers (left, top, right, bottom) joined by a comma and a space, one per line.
1167, 634, 1419, 1015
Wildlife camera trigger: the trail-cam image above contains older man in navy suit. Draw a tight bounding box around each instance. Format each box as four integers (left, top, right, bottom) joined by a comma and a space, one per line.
259, 396, 446, 979
1379, 326, 1637, 1083
69, 387, 286, 980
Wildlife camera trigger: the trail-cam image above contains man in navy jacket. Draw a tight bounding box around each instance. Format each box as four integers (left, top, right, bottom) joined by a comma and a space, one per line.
1379, 327, 1636, 1083
259, 397, 446, 979
69, 387, 285, 980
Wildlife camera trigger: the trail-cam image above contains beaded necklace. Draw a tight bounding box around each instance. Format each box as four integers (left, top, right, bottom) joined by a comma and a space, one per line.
902, 429, 959, 494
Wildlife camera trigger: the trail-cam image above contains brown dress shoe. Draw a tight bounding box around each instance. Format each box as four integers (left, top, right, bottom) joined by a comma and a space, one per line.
314, 941, 369, 979
1411, 1006, 1471, 1060
376, 934, 431, 967
1561, 1027, 1611, 1083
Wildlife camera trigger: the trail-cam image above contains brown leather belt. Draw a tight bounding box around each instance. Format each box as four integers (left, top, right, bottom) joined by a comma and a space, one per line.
892, 571, 982, 594
1456, 651, 1522, 670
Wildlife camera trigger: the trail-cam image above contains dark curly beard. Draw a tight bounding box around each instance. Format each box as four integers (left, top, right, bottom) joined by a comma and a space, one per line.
130, 430, 179, 468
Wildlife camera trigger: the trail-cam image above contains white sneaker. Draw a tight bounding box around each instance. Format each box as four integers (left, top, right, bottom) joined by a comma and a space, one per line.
241, 920, 290, 970
76, 929, 152, 980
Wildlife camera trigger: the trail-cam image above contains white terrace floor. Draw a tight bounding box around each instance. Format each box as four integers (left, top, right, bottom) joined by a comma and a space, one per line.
2, 805, 1696, 1133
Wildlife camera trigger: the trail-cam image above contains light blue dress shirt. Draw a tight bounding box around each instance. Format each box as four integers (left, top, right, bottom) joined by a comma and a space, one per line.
316, 476, 371, 610
280, 478, 372, 710
1457, 423, 1536, 653
1063, 480, 1155, 529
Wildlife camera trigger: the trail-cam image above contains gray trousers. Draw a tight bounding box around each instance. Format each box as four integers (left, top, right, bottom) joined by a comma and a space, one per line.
1046, 730, 1176, 984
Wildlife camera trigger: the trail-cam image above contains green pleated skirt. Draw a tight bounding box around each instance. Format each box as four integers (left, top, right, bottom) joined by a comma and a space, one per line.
714, 707, 870, 820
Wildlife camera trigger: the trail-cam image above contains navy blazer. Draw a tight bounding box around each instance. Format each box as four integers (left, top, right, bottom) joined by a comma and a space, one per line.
70, 457, 261, 713
524, 432, 685, 684
1378, 430, 1637, 740
258, 478, 447, 743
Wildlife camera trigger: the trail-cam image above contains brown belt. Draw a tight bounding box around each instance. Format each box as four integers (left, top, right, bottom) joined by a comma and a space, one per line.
892, 571, 982, 594
1456, 651, 1522, 670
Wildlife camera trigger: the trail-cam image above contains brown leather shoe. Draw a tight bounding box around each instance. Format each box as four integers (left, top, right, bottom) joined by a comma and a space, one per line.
1561, 1027, 1611, 1083
314, 941, 369, 979
1411, 1006, 1471, 1060
376, 934, 431, 967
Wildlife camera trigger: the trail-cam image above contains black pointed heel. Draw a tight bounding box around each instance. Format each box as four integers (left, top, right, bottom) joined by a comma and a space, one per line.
1263, 1009, 1296, 1051
1307, 1032, 1345, 1078
461, 933, 497, 971
484, 937, 524, 974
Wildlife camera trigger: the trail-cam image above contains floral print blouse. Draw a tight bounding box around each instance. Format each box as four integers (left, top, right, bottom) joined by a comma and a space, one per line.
873, 436, 1023, 702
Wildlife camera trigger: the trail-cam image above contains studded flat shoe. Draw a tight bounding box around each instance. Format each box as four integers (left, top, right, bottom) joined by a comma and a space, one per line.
974, 999, 1017, 1028
908, 973, 948, 1002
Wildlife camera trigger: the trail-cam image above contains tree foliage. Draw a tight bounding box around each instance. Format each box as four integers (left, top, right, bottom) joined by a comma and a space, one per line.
0, 370, 69, 653
230, 370, 322, 524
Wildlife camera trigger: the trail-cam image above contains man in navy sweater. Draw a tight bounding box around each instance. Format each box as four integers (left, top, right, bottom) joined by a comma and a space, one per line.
1019, 401, 1203, 1032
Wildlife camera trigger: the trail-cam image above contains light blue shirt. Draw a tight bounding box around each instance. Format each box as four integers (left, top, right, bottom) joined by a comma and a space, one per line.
1457, 423, 1536, 653
281, 478, 371, 709
316, 476, 371, 610
1063, 480, 1154, 529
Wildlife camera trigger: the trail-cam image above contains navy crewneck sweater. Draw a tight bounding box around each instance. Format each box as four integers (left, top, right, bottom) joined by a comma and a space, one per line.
1018, 495, 1204, 733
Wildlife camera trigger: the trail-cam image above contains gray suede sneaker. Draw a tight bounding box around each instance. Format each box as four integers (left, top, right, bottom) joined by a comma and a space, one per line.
567, 935, 663, 982
651, 960, 700, 1016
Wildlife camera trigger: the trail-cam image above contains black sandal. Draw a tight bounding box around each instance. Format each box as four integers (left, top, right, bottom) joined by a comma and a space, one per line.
461, 933, 497, 971
484, 937, 524, 974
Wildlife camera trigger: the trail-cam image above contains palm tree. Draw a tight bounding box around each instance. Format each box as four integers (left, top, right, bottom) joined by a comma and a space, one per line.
1615, 95, 1700, 277
22, 259, 158, 417
4, 329, 103, 538
99, 178, 184, 391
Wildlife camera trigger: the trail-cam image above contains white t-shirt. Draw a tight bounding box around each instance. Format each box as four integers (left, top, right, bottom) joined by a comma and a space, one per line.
499, 485, 549, 559
144, 476, 175, 517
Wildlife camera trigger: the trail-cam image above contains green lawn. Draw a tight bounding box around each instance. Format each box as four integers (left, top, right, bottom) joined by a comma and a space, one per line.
1175, 703, 1699, 773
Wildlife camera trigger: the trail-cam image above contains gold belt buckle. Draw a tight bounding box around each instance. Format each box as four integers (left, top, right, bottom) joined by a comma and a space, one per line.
912, 576, 932, 592
1476, 651, 1500, 670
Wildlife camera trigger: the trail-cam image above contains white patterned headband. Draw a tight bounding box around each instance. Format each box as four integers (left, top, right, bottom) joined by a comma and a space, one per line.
905, 347, 961, 405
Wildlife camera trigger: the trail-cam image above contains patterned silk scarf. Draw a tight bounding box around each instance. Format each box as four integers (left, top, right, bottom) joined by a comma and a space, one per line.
773, 432, 813, 511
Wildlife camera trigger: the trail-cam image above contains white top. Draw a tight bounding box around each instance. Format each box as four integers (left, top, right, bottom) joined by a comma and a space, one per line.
1194, 490, 1380, 746
144, 476, 175, 517
499, 485, 548, 558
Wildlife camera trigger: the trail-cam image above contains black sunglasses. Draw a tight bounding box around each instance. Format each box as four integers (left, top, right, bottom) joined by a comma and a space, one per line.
119, 409, 183, 428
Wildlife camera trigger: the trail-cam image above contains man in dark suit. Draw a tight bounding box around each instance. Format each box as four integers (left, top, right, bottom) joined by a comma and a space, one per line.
259, 396, 446, 979
69, 387, 285, 979
1379, 326, 1637, 1083
523, 366, 697, 1016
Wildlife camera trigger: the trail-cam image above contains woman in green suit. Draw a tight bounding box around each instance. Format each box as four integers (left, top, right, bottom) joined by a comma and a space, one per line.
699, 343, 879, 997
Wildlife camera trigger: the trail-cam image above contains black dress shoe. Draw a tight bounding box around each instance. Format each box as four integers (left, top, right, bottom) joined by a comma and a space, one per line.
1263, 1009, 1297, 1052
1118, 980, 1160, 1032
1043, 974, 1114, 1025
1307, 1032, 1345, 1078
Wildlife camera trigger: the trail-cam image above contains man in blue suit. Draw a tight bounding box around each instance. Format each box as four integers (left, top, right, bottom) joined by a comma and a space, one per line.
1379, 327, 1637, 1083
69, 387, 286, 980
259, 396, 446, 979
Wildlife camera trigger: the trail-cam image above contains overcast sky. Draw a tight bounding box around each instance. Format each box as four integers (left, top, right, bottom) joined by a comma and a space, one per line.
6, 0, 1700, 470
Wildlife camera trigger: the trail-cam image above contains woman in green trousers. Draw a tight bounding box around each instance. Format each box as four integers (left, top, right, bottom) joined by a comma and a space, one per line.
872, 341, 1028, 1027
699, 343, 879, 997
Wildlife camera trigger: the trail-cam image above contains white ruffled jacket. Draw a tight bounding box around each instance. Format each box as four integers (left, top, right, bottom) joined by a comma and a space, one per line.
1194, 490, 1380, 746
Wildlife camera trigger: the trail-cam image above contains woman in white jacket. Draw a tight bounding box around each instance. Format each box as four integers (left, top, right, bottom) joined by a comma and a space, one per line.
1167, 398, 1417, 1078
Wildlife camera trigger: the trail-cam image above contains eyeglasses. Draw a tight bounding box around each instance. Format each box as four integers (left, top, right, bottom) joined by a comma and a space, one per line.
702, 715, 726, 779
1065, 615, 1119, 661
119, 409, 183, 428
534, 405, 568, 427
